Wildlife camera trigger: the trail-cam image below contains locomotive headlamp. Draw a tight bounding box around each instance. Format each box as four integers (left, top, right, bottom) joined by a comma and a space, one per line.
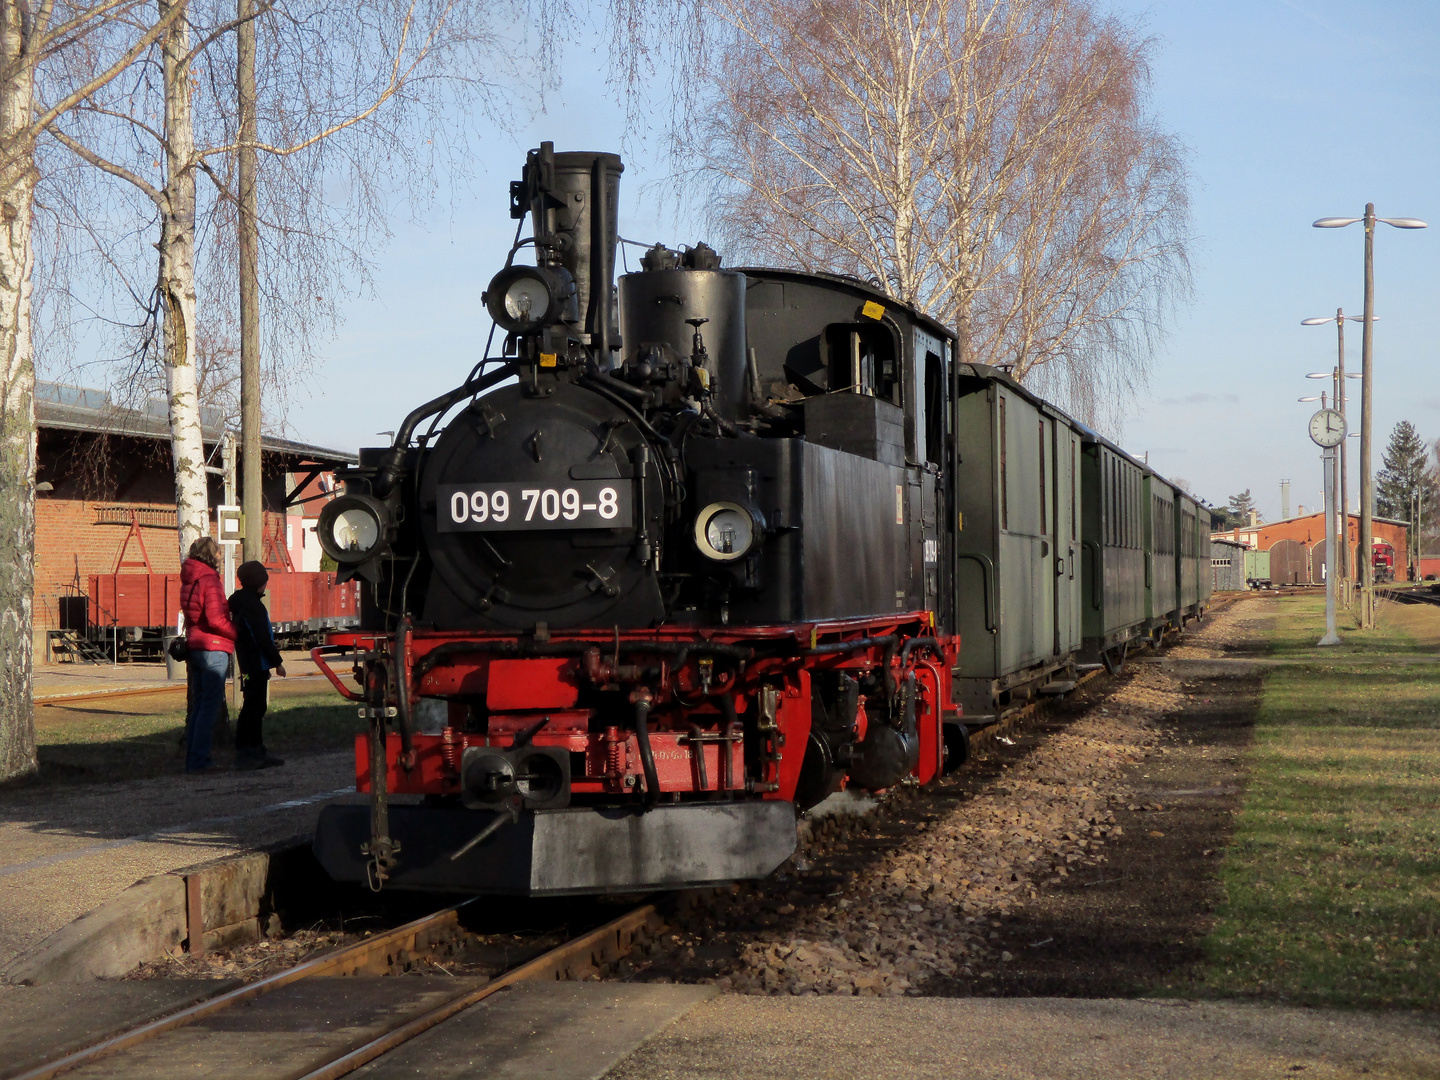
694, 501, 758, 562
316, 494, 391, 565
485, 265, 567, 334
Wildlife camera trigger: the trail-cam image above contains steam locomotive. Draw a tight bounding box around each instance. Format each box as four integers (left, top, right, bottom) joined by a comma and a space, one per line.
310, 144, 1209, 895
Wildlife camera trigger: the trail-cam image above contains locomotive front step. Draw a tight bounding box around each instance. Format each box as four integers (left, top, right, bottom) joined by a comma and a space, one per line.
313, 800, 798, 895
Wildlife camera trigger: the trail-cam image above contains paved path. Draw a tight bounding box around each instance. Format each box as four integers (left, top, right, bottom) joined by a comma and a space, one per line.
0, 752, 362, 972
607, 996, 1440, 1080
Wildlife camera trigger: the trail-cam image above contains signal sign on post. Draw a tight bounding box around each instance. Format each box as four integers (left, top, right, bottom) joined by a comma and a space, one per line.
217, 505, 242, 546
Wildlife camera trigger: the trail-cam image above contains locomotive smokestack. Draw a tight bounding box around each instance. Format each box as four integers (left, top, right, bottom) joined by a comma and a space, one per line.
515, 143, 623, 363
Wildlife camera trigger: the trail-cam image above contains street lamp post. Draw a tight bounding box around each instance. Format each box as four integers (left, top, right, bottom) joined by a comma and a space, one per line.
1314, 207, 1428, 628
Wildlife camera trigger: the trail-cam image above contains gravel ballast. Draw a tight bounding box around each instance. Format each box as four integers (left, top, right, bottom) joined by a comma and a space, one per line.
638, 610, 1251, 997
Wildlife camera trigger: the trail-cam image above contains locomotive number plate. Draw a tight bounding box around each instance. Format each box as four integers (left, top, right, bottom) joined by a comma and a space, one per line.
437, 481, 632, 532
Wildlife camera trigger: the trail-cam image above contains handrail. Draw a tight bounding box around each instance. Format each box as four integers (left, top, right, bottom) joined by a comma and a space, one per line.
310, 645, 366, 701
956, 552, 997, 633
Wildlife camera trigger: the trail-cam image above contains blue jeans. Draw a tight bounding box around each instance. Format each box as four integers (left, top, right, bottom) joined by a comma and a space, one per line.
186, 650, 231, 771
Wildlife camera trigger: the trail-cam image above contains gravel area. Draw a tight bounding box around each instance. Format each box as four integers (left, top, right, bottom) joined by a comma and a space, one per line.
627, 604, 1254, 998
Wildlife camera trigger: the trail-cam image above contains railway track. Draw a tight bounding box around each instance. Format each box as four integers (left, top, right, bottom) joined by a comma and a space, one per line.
967, 597, 1242, 755
10, 901, 664, 1080
1379, 584, 1440, 607
33, 674, 331, 709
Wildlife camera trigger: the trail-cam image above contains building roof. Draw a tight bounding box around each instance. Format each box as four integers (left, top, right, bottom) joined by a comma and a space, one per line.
1214, 509, 1409, 532
35, 381, 357, 466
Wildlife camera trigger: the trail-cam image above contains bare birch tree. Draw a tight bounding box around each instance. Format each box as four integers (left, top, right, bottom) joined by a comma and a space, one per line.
681, 0, 1191, 425
0, 0, 190, 781
40, 0, 502, 556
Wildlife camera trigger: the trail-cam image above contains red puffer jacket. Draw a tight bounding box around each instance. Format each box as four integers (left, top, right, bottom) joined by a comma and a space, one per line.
181, 558, 237, 653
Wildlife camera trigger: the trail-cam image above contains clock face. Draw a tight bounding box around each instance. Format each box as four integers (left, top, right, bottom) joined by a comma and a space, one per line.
1309, 409, 1346, 448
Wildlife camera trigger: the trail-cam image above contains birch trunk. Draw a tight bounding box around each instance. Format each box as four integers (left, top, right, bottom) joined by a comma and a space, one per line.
0, 7, 38, 781
159, 0, 208, 558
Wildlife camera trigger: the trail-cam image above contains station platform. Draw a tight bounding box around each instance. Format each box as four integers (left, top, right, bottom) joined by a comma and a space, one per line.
602, 995, 1440, 1080
0, 745, 360, 976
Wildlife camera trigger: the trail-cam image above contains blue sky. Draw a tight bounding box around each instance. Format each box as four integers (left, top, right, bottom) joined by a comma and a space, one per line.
294, 0, 1440, 521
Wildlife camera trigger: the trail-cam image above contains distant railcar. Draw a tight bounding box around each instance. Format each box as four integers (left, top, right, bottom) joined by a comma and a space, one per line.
67, 571, 359, 658
1373, 540, 1396, 584
1244, 547, 1271, 587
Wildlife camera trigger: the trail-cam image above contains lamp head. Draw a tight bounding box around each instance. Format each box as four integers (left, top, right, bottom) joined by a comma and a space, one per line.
1314, 217, 1362, 228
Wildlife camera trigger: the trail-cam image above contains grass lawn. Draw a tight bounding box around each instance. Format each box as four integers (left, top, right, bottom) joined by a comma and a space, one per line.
29, 687, 364, 785
1201, 593, 1440, 1008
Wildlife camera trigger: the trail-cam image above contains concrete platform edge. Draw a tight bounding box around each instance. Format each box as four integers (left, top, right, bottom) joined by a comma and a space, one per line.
0, 839, 307, 984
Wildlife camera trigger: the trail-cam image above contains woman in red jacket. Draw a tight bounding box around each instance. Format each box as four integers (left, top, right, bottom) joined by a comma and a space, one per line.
180, 536, 237, 773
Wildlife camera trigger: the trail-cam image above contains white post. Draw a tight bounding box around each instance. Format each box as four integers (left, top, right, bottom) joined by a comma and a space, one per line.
222, 432, 238, 708
1319, 445, 1342, 645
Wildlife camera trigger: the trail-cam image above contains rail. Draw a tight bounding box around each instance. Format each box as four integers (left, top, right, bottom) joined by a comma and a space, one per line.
34, 674, 328, 708
1378, 584, 1440, 607
11, 901, 662, 1080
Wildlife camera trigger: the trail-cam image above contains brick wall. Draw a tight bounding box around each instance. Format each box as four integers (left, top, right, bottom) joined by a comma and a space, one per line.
33, 500, 303, 641
33, 496, 185, 635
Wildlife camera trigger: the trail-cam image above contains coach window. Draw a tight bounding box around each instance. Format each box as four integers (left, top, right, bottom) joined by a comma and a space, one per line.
1130, 472, 1139, 548
999, 395, 1008, 530
1109, 458, 1118, 547
1070, 440, 1078, 542
1105, 455, 1117, 544
1122, 468, 1129, 547
1121, 463, 1128, 546
1038, 421, 1047, 536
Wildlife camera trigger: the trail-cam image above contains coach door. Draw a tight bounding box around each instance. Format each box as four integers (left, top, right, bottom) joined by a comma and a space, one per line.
1053, 421, 1082, 656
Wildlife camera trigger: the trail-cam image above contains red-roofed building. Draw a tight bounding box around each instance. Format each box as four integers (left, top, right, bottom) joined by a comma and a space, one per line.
1211, 511, 1409, 585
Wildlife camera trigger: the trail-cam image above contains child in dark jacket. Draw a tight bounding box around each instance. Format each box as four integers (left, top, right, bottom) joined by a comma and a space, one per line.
228, 561, 287, 769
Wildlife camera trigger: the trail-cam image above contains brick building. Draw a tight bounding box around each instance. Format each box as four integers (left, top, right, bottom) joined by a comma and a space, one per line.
1210, 511, 1410, 585
34, 382, 356, 659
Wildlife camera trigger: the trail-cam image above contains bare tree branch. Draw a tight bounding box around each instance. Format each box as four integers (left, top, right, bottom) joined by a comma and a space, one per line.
49, 124, 166, 207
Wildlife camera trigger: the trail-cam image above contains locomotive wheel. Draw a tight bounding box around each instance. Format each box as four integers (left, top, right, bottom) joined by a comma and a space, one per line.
941, 722, 970, 774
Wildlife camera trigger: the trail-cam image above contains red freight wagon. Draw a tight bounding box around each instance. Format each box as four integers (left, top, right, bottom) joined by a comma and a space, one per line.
80, 571, 359, 655
263, 572, 361, 633
87, 574, 184, 632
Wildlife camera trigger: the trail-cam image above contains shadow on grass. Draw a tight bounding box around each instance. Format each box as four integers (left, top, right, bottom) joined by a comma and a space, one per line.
12, 696, 364, 789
